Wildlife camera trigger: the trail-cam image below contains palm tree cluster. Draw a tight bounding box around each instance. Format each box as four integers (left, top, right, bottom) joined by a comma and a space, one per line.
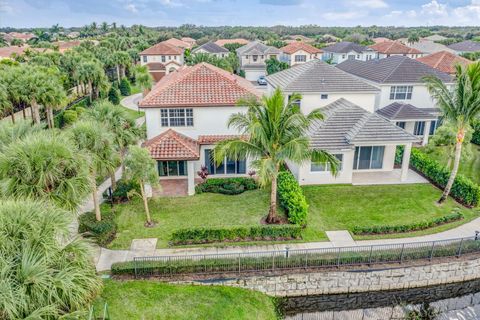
187, 52, 240, 73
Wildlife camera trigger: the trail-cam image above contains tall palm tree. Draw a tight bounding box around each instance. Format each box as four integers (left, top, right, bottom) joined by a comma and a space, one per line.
82, 100, 142, 190
134, 65, 154, 96
67, 120, 117, 221
423, 62, 480, 203
75, 60, 107, 102
0, 82, 14, 123
0, 199, 102, 319
33, 70, 67, 128
124, 145, 159, 227
0, 130, 91, 211
0, 119, 43, 152
214, 88, 339, 223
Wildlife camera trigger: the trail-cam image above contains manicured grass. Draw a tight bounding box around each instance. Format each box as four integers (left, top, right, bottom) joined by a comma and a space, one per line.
422, 144, 480, 184
302, 184, 478, 241
107, 189, 287, 249
119, 103, 144, 121
95, 280, 279, 320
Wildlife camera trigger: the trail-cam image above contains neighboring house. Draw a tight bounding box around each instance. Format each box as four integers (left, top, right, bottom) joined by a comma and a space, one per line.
279, 41, 322, 65
163, 37, 193, 50
214, 38, 250, 47
370, 41, 424, 59
181, 37, 196, 47
406, 39, 455, 55
139, 42, 185, 81
3, 32, 36, 43
67, 31, 80, 39
284, 35, 315, 43
138, 63, 262, 195
289, 99, 418, 185
322, 41, 376, 64
265, 59, 380, 114
422, 34, 448, 42
416, 51, 472, 75
54, 40, 82, 53
191, 41, 230, 59
0, 46, 48, 60
373, 37, 391, 44
337, 56, 453, 144
447, 40, 480, 55
236, 41, 282, 81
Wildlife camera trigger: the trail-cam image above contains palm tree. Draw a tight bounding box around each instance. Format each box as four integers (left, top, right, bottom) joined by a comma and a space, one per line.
423, 62, 480, 203
82, 100, 142, 189
0, 130, 91, 211
67, 120, 117, 221
0, 119, 43, 152
134, 65, 154, 96
33, 70, 67, 128
0, 82, 14, 123
75, 60, 107, 102
0, 199, 102, 319
124, 145, 159, 227
214, 88, 339, 223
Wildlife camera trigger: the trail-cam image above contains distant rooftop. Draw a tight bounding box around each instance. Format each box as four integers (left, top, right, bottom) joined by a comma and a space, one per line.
370, 41, 422, 55
376, 102, 437, 121
236, 41, 282, 56
192, 41, 229, 54
447, 40, 480, 53
323, 41, 374, 54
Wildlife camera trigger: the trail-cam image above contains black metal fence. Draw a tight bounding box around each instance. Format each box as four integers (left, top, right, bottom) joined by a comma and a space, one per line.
132, 236, 480, 278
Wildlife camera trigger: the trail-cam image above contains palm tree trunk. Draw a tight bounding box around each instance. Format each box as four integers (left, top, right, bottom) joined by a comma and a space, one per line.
92, 175, 102, 221
22, 107, 26, 119
31, 104, 41, 124
116, 65, 121, 82
45, 107, 54, 129
10, 108, 15, 124
439, 140, 463, 204
266, 174, 278, 224
88, 81, 93, 103
140, 181, 152, 225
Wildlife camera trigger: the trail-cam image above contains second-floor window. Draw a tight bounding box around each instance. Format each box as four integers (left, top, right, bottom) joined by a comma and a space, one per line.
295, 55, 306, 62
389, 86, 413, 100
288, 95, 301, 108
161, 56, 166, 62
321, 94, 328, 100
142, 56, 147, 63
160, 108, 194, 127
253, 55, 258, 62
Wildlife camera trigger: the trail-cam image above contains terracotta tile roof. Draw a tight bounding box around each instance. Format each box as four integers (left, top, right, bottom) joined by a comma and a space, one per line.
370, 41, 422, 55
0, 46, 49, 58
54, 40, 82, 53
214, 38, 250, 47
372, 37, 391, 44
6, 32, 36, 41
163, 38, 192, 49
197, 135, 248, 145
280, 42, 322, 54
181, 37, 196, 45
140, 42, 184, 55
416, 51, 472, 74
146, 62, 166, 71
143, 129, 199, 160
139, 62, 262, 108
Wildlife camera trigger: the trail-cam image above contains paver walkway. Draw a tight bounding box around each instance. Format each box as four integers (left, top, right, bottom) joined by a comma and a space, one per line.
326, 230, 356, 246
121, 93, 145, 127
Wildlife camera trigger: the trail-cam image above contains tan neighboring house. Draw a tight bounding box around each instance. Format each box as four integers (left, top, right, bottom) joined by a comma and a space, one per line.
284, 35, 314, 43
0, 46, 49, 60
214, 38, 250, 47
3, 32, 36, 43
139, 42, 185, 82
163, 38, 193, 50
181, 37, 196, 48
236, 41, 282, 81
280, 41, 322, 65
370, 41, 424, 59
54, 40, 82, 53
416, 51, 472, 75
373, 37, 391, 44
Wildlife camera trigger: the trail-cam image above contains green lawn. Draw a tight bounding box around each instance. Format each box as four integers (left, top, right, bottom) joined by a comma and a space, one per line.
119, 103, 144, 121
303, 184, 478, 241
95, 280, 279, 320
422, 144, 480, 184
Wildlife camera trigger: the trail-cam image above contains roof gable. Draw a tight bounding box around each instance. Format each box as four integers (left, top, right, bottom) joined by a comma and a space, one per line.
370, 41, 422, 55
416, 51, 472, 74
323, 41, 372, 54
280, 42, 323, 54
140, 42, 184, 55
236, 41, 282, 55
376, 102, 437, 121
143, 129, 200, 160
447, 40, 480, 52
192, 41, 229, 54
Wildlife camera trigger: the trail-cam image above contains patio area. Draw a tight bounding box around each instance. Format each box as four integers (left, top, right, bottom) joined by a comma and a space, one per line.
352, 169, 428, 185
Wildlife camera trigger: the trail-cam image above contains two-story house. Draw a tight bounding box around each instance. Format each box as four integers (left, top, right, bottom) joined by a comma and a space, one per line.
279, 42, 323, 66
236, 41, 282, 81
322, 41, 376, 64
337, 56, 453, 145
265, 59, 418, 185
191, 41, 230, 59
139, 63, 261, 195
139, 42, 185, 81
370, 41, 424, 59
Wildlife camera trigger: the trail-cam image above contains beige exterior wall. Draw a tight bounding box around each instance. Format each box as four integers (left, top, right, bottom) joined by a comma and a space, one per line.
193, 48, 228, 59
140, 53, 184, 66
376, 52, 424, 59
285, 49, 320, 66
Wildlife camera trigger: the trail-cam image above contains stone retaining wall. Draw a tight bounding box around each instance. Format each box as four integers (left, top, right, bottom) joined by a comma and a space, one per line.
177, 257, 480, 297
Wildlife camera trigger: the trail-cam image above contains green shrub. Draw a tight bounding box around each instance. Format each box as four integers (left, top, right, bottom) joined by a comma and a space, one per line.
102, 179, 141, 203
277, 171, 308, 225
170, 225, 302, 245
78, 210, 117, 246
195, 177, 257, 195
409, 148, 480, 207
352, 210, 464, 235
108, 86, 121, 105
472, 118, 480, 145
62, 109, 78, 125
119, 78, 132, 96
74, 106, 86, 117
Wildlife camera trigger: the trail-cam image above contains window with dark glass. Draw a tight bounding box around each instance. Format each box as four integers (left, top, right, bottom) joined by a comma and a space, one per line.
160, 108, 193, 127
161, 56, 166, 62
389, 86, 413, 100
321, 94, 328, 100
311, 154, 343, 172
204, 149, 246, 175
288, 95, 301, 108
414, 121, 425, 136
142, 56, 147, 63
295, 55, 306, 62
396, 121, 406, 129
353, 146, 385, 170
157, 161, 186, 176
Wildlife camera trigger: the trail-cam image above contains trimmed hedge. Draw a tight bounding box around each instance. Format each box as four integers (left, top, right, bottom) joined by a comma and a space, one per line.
102, 179, 140, 203
78, 210, 117, 246
409, 148, 480, 207
170, 225, 302, 245
352, 210, 464, 235
277, 171, 308, 225
195, 177, 257, 195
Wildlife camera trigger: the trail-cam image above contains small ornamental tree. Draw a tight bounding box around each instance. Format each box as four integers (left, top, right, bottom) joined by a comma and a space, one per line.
119, 77, 131, 96
124, 145, 159, 227
266, 58, 289, 75
108, 86, 121, 105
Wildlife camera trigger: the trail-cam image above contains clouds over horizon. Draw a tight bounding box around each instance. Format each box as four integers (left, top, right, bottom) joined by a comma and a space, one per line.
1, 0, 480, 28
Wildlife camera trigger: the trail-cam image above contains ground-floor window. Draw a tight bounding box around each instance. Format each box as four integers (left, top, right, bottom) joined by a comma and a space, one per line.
311, 154, 343, 172
414, 121, 425, 136
429, 118, 442, 135
158, 160, 187, 177
353, 146, 384, 170
204, 149, 246, 175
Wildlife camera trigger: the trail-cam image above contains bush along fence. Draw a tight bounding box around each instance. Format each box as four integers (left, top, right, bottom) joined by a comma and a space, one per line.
352, 210, 464, 235
404, 148, 480, 207
111, 236, 480, 278
170, 225, 302, 246
277, 171, 308, 225
78, 210, 117, 247
472, 119, 480, 145
195, 177, 257, 195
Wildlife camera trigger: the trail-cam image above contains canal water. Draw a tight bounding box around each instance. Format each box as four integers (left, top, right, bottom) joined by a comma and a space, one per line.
282, 279, 480, 319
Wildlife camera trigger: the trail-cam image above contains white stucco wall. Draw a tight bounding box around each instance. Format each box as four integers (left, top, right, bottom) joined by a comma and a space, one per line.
376, 84, 436, 110
376, 53, 424, 59
143, 106, 247, 140
140, 54, 184, 66
240, 53, 279, 67
298, 92, 378, 114
245, 69, 266, 81
323, 51, 376, 64
285, 50, 320, 66
193, 49, 228, 59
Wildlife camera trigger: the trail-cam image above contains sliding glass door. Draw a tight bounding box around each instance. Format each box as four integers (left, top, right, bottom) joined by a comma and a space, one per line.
353, 146, 385, 170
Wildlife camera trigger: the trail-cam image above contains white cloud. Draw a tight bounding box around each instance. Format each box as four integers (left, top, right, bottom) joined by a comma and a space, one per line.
0, 0, 13, 13
322, 10, 366, 20
125, 3, 138, 13
453, 0, 480, 25
421, 0, 448, 17
348, 0, 388, 9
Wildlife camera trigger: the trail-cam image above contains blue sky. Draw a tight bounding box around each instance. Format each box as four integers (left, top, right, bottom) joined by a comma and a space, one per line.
1, 0, 479, 28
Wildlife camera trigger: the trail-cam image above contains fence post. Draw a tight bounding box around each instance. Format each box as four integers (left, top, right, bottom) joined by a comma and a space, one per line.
429, 241, 436, 261
400, 243, 405, 264
368, 246, 373, 265
238, 253, 241, 274
305, 251, 308, 269
134, 258, 137, 279
336, 248, 341, 268
204, 254, 207, 273
457, 238, 464, 257
272, 252, 275, 271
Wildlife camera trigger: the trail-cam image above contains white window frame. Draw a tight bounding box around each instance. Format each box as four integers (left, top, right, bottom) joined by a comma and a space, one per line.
321, 94, 328, 100
295, 55, 307, 62
390, 86, 413, 100
160, 108, 194, 127
311, 154, 343, 172
353, 146, 385, 170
